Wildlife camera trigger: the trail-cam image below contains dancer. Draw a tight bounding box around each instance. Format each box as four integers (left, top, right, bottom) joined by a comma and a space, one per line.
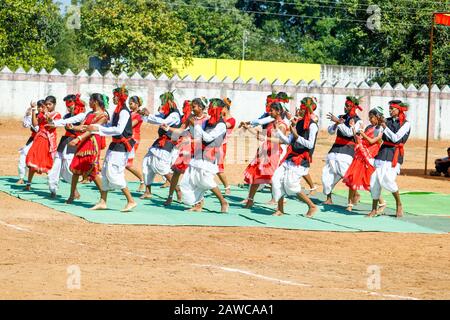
342, 107, 386, 212
292, 99, 319, 195
161, 98, 209, 206
242, 101, 289, 209
25, 96, 62, 191
179, 98, 229, 212
217, 97, 236, 195
139, 91, 181, 199
126, 96, 145, 192
369, 100, 411, 218
322, 96, 363, 206
18, 100, 44, 184
271, 97, 319, 217
66, 93, 109, 203
87, 86, 137, 212
47, 94, 85, 198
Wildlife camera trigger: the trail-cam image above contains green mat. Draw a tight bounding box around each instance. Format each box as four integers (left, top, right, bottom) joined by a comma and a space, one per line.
0, 176, 447, 234
333, 190, 450, 217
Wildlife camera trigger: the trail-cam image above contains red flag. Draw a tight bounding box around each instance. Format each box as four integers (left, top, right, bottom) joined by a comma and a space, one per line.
435, 13, 450, 26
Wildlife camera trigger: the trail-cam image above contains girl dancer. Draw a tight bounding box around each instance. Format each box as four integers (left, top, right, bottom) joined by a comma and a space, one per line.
66, 93, 109, 203
241, 100, 288, 209
18, 100, 44, 184
343, 107, 386, 212
25, 96, 62, 191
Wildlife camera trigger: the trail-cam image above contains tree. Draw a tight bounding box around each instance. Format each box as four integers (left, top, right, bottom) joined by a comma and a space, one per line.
172, 0, 257, 60
79, 0, 193, 75
0, 0, 63, 71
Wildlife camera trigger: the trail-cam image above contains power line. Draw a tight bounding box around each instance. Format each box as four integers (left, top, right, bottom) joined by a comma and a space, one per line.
167, 1, 438, 27
247, 0, 449, 15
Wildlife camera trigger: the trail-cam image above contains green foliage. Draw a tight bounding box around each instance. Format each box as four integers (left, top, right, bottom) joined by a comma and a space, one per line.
79, 0, 193, 75
0, 0, 63, 71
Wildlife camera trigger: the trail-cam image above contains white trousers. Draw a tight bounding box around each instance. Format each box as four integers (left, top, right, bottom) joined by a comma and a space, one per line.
370, 159, 400, 199
322, 152, 353, 195
272, 161, 309, 201
102, 150, 129, 191
142, 149, 172, 186
18, 142, 33, 180
180, 166, 218, 206
48, 150, 73, 193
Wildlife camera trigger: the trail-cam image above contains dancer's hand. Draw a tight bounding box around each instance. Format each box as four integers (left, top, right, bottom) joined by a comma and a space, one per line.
87, 125, 98, 132
326, 113, 341, 124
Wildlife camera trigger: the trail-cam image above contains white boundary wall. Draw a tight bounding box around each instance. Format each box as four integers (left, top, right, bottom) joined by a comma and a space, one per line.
1, 66, 449, 140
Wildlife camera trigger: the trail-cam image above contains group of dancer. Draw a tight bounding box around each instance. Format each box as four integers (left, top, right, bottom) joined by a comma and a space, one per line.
17, 86, 410, 217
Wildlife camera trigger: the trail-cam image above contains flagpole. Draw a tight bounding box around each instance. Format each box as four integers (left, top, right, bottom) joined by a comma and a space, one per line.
424, 14, 435, 176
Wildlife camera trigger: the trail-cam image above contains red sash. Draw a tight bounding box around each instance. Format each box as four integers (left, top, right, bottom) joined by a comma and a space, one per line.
383, 141, 404, 167
282, 145, 311, 166
334, 136, 355, 146
112, 137, 133, 152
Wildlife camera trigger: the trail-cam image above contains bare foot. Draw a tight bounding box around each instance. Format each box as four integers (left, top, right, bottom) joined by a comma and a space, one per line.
161, 181, 170, 188
273, 210, 284, 216
137, 183, 146, 192
163, 196, 173, 207
243, 199, 254, 209
121, 202, 137, 212
221, 201, 229, 213
17, 179, 25, 185
396, 205, 404, 218
91, 202, 107, 210
139, 193, 152, 199
306, 206, 318, 218
367, 210, 378, 218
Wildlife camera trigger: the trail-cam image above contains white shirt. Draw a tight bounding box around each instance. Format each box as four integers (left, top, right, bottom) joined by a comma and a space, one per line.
144, 112, 180, 126
383, 121, 411, 143
95, 109, 130, 137
328, 119, 363, 137
53, 112, 88, 127
277, 122, 318, 149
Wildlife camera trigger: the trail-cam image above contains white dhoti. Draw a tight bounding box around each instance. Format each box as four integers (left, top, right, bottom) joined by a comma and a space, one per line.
48, 147, 74, 193
180, 159, 218, 206
272, 161, 309, 202
370, 159, 400, 199
102, 149, 129, 191
142, 147, 172, 185
18, 142, 33, 180
322, 152, 353, 195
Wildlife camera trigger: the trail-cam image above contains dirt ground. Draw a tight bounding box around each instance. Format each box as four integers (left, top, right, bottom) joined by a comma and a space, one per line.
0, 118, 449, 300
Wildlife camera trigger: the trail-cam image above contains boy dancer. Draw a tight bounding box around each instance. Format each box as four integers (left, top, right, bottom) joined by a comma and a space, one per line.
272, 97, 319, 217
322, 96, 363, 206
369, 100, 410, 218
87, 86, 137, 212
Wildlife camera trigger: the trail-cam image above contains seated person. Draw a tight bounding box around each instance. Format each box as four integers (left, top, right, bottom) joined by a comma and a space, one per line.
430, 147, 450, 177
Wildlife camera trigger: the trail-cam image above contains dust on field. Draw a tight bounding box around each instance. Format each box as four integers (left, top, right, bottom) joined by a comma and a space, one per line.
0, 118, 449, 299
